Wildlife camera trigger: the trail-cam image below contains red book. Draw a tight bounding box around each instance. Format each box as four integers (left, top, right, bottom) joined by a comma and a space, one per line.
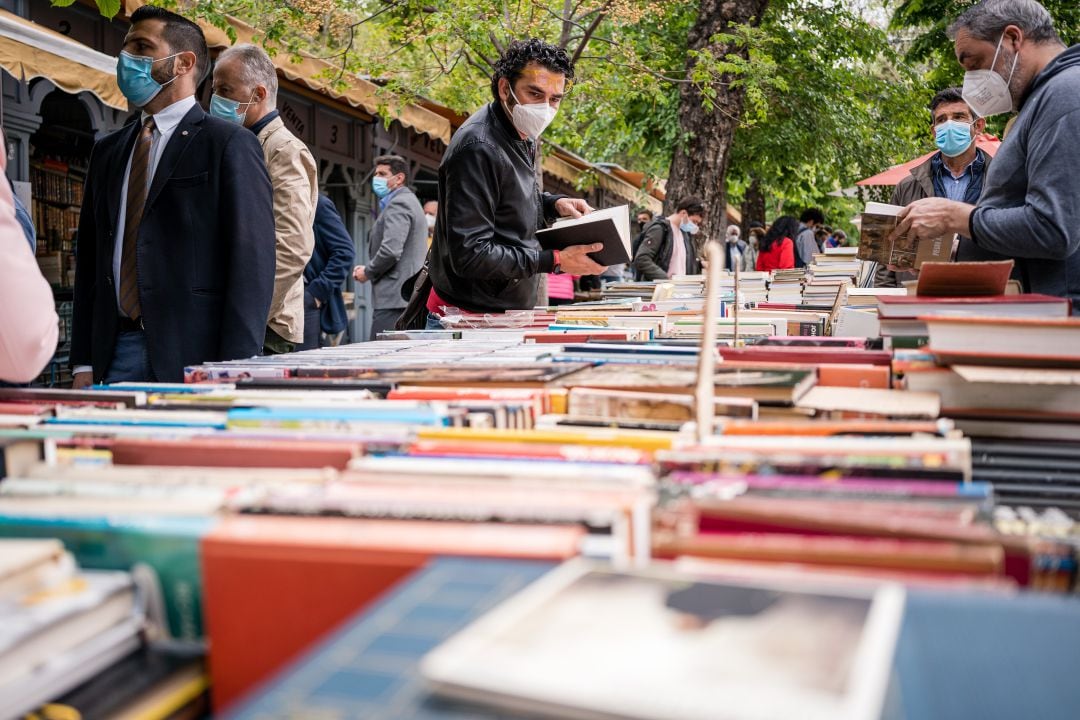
110, 437, 362, 469
202, 516, 583, 711
718, 346, 893, 366
878, 293, 1069, 319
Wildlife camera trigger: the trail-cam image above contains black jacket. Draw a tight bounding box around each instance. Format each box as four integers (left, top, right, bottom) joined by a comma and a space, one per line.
633, 217, 701, 280
70, 104, 276, 383
304, 194, 355, 334
429, 102, 564, 312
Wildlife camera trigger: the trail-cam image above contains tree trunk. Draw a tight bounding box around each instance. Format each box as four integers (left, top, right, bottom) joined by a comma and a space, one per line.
666, 0, 770, 245
740, 175, 766, 235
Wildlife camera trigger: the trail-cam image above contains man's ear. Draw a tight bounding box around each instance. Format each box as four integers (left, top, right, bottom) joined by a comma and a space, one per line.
175, 50, 197, 77
974, 116, 987, 135
498, 77, 510, 103
1003, 23, 1024, 52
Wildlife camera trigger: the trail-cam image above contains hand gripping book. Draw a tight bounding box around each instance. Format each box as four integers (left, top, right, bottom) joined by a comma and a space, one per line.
536, 205, 632, 266
857, 202, 951, 270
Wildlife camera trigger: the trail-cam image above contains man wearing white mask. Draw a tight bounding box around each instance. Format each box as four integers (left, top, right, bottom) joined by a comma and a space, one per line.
426, 39, 605, 320
423, 200, 438, 245
874, 87, 990, 288
892, 0, 1080, 310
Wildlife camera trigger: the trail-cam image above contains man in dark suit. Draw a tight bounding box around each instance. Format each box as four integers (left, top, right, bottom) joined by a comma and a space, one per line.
300, 194, 355, 350
352, 154, 427, 340
71, 5, 275, 386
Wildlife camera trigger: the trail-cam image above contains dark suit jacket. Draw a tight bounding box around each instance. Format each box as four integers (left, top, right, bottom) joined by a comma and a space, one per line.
366, 186, 427, 311
70, 104, 276, 383
304, 194, 355, 334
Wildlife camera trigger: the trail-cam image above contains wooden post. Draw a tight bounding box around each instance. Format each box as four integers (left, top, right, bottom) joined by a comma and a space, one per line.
696, 240, 723, 442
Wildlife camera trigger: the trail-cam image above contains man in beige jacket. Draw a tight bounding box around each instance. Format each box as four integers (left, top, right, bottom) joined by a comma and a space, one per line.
212, 44, 317, 354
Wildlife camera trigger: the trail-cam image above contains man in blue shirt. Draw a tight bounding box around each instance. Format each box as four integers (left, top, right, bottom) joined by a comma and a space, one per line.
874, 87, 991, 288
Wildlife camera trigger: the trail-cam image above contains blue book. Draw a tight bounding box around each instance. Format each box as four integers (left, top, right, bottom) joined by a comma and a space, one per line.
226, 406, 449, 427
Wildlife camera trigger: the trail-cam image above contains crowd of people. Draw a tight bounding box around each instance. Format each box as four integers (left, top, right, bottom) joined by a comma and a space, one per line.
0, 0, 1078, 386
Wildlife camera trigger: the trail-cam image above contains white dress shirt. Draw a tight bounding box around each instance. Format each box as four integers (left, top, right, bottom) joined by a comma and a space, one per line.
74, 95, 198, 378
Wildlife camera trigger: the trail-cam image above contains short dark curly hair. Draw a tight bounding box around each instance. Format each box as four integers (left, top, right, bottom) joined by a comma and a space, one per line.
490, 39, 575, 105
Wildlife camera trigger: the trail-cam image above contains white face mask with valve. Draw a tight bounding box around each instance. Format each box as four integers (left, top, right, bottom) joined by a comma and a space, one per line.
504, 87, 558, 140
962, 32, 1020, 117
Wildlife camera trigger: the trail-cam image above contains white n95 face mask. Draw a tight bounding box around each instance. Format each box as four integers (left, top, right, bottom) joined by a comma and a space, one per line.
506, 88, 558, 140
962, 33, 1019, 117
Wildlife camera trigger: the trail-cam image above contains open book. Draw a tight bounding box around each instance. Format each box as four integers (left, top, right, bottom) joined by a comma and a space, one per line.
536, 205, 631, 267
857, 202, 951, 271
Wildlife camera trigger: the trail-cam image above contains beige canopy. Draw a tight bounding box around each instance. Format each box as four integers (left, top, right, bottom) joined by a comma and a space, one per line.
0, 9, 127, 110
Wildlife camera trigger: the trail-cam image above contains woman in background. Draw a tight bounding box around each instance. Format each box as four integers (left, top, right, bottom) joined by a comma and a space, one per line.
754, 216, 799, 272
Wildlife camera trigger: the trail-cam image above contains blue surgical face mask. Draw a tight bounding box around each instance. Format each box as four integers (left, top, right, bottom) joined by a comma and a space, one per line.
372, 176, 391, 199
209, 92, 256, 125
116, 50, 181, 107
680, 220, 699, 235
935, 119, 975, 157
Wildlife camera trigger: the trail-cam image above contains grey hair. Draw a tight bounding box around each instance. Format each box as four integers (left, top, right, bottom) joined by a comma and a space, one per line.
947, 0, 1061, 44
217, 43, 279, 103
726, 224, 741, 238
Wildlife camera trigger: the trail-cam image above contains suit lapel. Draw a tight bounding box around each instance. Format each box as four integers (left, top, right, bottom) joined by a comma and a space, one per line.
146, 104, 205, 210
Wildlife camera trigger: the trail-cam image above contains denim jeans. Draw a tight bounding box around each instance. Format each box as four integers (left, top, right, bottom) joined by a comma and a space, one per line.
103, 330, 156, 384
425, 312, 444, 330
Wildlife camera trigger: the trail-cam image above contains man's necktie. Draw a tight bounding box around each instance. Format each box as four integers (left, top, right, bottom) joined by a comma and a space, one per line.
118, 116, 155, 321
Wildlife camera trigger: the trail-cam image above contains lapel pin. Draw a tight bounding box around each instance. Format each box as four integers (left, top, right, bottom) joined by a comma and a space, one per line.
182, 130, 189, 136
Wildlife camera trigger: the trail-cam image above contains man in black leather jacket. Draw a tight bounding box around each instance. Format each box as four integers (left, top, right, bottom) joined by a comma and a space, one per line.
426, 39, 605, 316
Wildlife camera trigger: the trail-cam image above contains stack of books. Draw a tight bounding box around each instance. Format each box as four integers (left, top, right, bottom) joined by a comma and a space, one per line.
766, 269, 805, 304
0, 539, 144, 717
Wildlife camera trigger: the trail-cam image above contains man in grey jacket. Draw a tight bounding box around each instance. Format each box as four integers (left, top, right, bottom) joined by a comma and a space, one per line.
353, 154, 427, 339
875, 87, 991, 288
893, 0, 1080, 311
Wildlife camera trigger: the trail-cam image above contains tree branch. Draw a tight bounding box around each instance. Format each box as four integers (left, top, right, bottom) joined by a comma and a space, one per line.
570, 1, 612, 66
559, 0, 573, 48
579, 55, 695, 84
488, 30, 505, 57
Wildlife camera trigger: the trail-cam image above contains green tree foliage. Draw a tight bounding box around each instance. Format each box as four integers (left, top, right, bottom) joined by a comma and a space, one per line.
891, 0, 1080, 89
726, 0, 930, 229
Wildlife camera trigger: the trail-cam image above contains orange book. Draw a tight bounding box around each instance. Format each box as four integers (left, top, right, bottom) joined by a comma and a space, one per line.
816, 364, 891, 389
109, 437, 362, 469
202, 515, 584, 711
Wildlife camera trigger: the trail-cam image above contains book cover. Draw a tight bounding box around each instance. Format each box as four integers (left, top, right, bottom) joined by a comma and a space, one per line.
421, 560, 904, 720
857, 202, 951, 270
202, 516, 584, 709
535, 205, 632, 266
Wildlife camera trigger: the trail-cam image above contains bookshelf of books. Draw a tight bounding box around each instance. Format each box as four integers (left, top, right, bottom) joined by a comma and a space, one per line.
1, 254, 1079, 717
28, 90, 96, 388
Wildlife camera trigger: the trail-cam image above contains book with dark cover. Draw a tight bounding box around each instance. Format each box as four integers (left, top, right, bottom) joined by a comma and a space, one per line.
535, 205, 632, 266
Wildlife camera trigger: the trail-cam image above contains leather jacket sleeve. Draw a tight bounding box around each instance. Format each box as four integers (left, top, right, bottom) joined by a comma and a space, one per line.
442, 139, 555, 279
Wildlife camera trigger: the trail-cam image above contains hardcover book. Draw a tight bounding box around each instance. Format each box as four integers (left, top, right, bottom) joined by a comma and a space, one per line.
536, 205, 632, 266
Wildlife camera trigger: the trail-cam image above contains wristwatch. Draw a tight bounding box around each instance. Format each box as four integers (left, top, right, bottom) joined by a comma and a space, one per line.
552, 249, 564, 274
